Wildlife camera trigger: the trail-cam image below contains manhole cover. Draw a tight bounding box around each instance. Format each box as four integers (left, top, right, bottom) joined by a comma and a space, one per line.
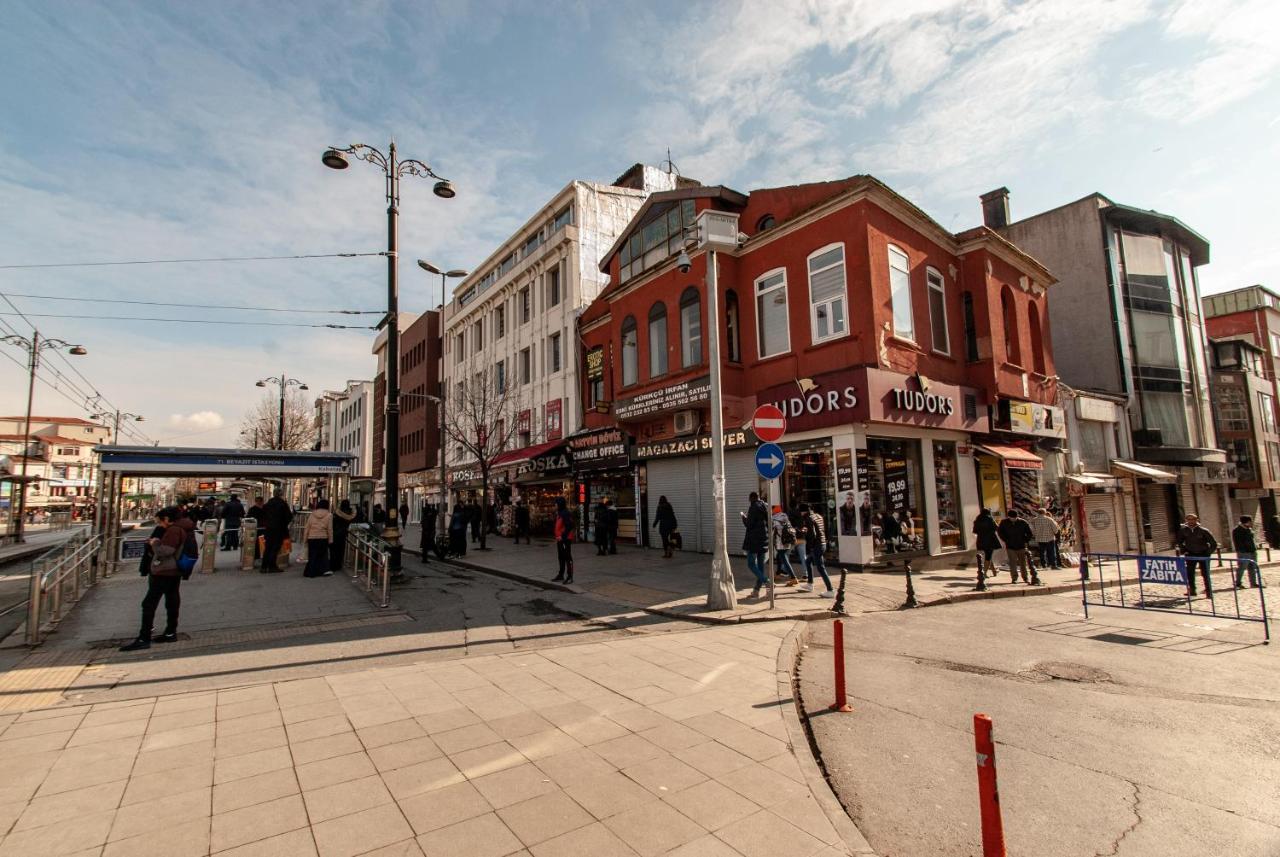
1032, 661, 1112, 682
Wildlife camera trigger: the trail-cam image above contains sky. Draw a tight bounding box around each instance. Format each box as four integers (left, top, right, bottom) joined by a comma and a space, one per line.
1, 0, 1277, 448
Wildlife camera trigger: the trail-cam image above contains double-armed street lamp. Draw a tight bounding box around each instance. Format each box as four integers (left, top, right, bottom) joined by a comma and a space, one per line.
91, 409, 145, 445
418, 260, 468, 544
255, 374, 308, 450
1, 332, 87, 543
322, 141, 457, 579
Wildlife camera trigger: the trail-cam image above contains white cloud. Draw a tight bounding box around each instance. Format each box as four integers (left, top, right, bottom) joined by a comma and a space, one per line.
168, 411, 224, 431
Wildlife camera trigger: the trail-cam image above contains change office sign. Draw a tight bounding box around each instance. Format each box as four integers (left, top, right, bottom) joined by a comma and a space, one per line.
1137, 555, 1188, 586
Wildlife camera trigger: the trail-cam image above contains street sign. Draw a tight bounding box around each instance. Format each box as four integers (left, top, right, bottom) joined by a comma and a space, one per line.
755, 442, 785, 480
752, 404, 786, 442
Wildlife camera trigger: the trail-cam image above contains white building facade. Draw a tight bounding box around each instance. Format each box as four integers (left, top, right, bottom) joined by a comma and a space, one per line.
440, 165, 682, 530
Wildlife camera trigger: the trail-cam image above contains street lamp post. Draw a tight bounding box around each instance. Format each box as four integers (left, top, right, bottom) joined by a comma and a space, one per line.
1, 332, 87, 543
323, 141, 456, 579
91, 410, 145, 445
418, 260, 468, 545
255, 374, 308, 450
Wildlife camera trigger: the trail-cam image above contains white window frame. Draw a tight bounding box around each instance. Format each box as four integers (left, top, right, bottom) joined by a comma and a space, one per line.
926, 267, 950, 356
754, 267, 791, 360
888, 244, 915, 343
806, 243, 848, 345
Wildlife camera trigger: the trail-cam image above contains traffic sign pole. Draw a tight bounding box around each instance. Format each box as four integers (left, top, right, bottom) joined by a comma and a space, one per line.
754, 443, 786, 611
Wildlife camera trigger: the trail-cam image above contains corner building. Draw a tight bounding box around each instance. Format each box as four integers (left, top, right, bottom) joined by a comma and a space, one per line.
578, 176, 1058, 566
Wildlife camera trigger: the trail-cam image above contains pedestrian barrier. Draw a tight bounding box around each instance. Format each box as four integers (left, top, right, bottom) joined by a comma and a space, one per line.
973, 713, 1006, 857
25, 532, 103, 645
829, 619, 853, 713
346, 528, 391, 608
1080, 553, 1270, 643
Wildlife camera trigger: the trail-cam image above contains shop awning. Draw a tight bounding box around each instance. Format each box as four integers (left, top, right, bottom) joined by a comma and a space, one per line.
975, 444, 1043, 470
1111, 459, 1178, 482
492, 439, 563, 469
1065, 472, 1117, 487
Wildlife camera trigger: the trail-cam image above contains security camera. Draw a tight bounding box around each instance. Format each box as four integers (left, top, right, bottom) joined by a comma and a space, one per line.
676, 250, 692, 274
736, 231, 748, 247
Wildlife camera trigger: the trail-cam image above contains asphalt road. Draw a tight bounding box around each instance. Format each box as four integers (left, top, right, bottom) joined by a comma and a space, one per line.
799, 587, 1280, 857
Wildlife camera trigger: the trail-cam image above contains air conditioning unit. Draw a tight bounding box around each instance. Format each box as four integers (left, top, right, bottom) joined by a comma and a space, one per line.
673, 410, 698, 436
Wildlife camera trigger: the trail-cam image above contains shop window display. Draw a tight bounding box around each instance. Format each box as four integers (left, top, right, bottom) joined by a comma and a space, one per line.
782, 441, 835, 557
865, 438, 925, 556
932, 441, 961, 551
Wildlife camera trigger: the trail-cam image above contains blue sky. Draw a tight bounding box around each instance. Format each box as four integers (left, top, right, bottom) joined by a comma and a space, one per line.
1, 0, 1277, 447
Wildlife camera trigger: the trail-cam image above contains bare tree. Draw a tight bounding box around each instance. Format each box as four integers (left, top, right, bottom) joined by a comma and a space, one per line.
442, 366, 532, 550
237, 389, 315, 451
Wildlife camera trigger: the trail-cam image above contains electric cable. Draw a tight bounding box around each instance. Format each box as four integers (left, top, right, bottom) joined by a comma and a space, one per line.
0, 251, 386, 270
0, 313, 375, 329
0, 292, 380, 315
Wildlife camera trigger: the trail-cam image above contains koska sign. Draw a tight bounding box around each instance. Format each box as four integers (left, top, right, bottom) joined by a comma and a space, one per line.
889, 387, 955, 415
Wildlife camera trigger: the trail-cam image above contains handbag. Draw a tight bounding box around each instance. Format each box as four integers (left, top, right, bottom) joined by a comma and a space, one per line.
670, 530, 683, 550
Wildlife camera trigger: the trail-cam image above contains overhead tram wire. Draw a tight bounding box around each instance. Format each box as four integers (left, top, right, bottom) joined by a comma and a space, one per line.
0, 313, 375, 329
0, 251, 387, 270
0, 293, 381, 315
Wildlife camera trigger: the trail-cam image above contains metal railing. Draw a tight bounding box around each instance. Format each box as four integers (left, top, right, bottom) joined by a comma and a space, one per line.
346, 526, 390, 608
26, 532, 103, 645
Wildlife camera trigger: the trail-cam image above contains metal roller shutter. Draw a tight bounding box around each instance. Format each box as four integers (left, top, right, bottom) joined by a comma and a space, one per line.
1083, 493, 1120, 554
1193, 484, 1228, 542
646, 457, 702, 553
697, 450, 759, 556
1142, 483, 1174, 550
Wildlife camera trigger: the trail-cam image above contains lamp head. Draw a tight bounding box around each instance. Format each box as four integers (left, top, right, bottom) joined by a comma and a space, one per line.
446, 269, 469, 278
299, 384, 309, 391
418, 260, 442, 275
256, 380, 267, 388
432, 180, 456, 199
135, 415, 145, 422
322, 149, 350, 170
68, 345, 87, 356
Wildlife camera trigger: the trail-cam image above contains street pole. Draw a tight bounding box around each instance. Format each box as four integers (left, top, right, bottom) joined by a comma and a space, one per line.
277, 373, 286, 450
384, 143, 404, 577
704, 248, 737, 610
438, 271, 448, 546
14, 332, 39, 544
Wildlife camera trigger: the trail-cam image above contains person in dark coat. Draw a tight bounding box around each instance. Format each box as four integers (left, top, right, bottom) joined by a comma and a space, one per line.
551, 497, 575, 584
593, 500, 610, 555
1232, 515, 1262, 589
604, 499, 619, 554
468, 500, 482, 543
972, 508, 1002, 582
420, 503, 438, 560
879, 509, 903, 552
513, 501, 531, 545
260, 489, 293, 573
331, 499, 355, 571
449, 506, 468, 556
997, 510, 1036, 584
1176, 513, 1218, 597
399, 501, 410, 529
371, 503, 386, 536
120, 507, 192, 651
220, 496, 245, 551
653, 496, 678, 557
137, 512, 167, 577
740, 491, 770, 597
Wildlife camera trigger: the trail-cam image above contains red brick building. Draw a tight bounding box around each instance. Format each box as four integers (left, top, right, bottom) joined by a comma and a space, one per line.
576, 176, 1058, 565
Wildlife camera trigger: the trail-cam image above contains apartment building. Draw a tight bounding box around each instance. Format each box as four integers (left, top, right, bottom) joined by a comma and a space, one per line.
439, 164, 685, 533
0, 415, 111, 519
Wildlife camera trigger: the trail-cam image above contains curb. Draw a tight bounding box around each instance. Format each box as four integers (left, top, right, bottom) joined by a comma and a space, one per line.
776, 621, 877, 856
404, 545, 837, 626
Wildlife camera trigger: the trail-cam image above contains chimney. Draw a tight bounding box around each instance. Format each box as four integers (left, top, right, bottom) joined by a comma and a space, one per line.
980, 187, 1010, 229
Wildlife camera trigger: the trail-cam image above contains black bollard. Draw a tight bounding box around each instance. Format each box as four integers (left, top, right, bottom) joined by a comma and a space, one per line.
975, 552, 987, 592
902, 560, 919, 609
832, 566, 848, 615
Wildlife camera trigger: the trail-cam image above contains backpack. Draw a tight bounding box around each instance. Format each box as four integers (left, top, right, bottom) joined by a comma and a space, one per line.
778, 520, 796, 546
177, 529, 199, 578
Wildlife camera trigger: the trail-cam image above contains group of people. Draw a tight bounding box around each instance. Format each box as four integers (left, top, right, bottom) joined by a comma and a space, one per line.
740, 492, 836, 599
1177, 513, 1267, 596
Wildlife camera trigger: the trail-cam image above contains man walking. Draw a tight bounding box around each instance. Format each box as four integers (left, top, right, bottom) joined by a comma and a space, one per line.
260, 489, 293, 573
741, 491, 770, 598
997, 509, 1036, 584
1030, 507, 1060, 571
513, 500, 531, 545
797, 503, 834, 597
220, 495, 245, 551
551, 497, 575, 584
604, 498, 619, 554
1232, 515, 1262, 589
1176, 513, 1217, 597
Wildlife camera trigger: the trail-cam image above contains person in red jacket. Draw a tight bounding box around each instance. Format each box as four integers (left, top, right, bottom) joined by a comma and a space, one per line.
551, 496, 575, 584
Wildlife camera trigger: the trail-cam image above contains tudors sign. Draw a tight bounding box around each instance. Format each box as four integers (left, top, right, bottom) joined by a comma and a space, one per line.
568, 428, 631, 472
614, 375, 710, 420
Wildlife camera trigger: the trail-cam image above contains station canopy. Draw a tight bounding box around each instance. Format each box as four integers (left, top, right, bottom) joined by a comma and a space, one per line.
94, 445, 356, 477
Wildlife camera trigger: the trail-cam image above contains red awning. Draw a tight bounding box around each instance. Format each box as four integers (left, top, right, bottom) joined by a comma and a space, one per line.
975, 444, 1043, 470
491, 439, 563, 468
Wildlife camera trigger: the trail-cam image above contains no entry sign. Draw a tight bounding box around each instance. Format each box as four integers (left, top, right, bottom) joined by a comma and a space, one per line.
752, 404, 786, 442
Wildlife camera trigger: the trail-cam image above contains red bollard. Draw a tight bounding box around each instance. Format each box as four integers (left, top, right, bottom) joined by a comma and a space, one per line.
973, 713, 1007, 857
830, 619, 853, 712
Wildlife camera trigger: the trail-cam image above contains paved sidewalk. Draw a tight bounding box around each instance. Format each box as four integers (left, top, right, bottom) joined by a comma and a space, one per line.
0, 621, 864, 857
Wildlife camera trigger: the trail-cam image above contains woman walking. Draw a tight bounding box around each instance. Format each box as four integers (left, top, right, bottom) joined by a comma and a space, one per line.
972, 507, 1002, 587
330, 499, 355, 572
304, 499, 334, 578
653, 496, 678, 557
552, 496, 575, 584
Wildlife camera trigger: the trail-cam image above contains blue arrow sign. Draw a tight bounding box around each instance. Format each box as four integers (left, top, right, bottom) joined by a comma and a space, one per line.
755, 442, 785, 480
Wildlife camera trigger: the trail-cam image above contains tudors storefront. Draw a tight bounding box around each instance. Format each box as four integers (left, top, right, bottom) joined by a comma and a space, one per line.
753, 367, 989, 566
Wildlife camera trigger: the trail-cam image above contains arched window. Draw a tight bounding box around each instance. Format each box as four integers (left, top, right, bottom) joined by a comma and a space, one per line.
756, 213, 776, 232
621, 316, 638, 386
1028, 303, 1046, 375
648, 302, 668, 378
679, 287, 702, 367
1001, 287, 1021, 366
725, 290, 741, 363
